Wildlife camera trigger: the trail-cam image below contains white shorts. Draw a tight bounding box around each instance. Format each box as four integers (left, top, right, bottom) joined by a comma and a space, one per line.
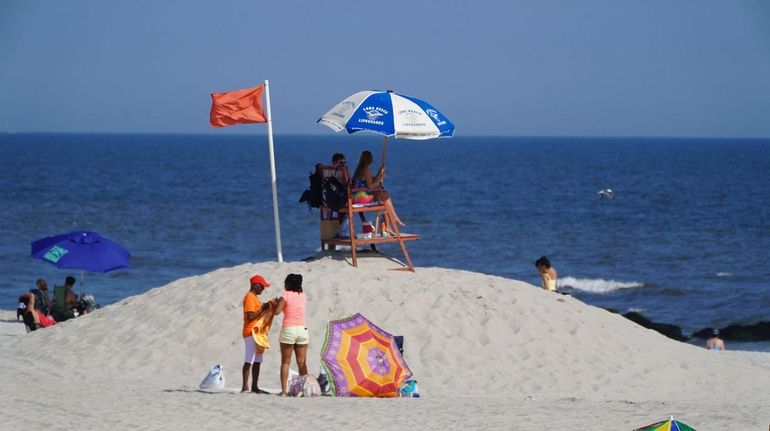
243, 336, 263, 364
279, 326, 309, 345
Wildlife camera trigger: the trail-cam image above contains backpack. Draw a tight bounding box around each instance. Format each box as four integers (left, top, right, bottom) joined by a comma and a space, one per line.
323, 175, 347, 211
298, 165, 324, 209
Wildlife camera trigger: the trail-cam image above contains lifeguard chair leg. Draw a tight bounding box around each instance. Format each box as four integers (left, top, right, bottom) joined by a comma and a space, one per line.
385, 208, 415, 272
348, 210, 358, 267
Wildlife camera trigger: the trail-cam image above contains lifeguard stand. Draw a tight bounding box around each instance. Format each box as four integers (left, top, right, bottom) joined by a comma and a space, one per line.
317, 165, 419, 271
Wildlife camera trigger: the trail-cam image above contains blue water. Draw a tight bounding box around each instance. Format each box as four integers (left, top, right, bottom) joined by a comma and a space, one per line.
2, 134, 769, 340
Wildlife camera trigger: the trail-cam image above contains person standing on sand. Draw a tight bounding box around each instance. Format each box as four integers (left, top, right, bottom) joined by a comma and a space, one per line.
273, 273, 309, 396
535, 256, 558, 292
241, 274, 276, 393
706, 329, 725, 351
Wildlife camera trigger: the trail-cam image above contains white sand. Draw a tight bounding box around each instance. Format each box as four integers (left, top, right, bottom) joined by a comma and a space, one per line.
2, 253, 769, 430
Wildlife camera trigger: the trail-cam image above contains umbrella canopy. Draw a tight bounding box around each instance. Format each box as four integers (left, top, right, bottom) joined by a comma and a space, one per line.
634, 417, 697, 431
320, 313, 412, 397
318, 90, 454, 140
30, 231, 131, 274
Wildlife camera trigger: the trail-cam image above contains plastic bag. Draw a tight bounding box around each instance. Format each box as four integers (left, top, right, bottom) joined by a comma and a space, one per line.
288, 374, 321, 397
199, 364, 226, 390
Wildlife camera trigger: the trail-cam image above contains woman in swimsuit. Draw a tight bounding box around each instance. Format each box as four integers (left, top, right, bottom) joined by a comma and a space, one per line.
535, 256, 558, 292
351, 150, 405, 226
706, 329, 725, 351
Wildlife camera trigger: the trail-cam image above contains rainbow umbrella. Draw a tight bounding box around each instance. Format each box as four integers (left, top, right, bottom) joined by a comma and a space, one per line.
634, 417, 697, 431
320, 313, 412, 397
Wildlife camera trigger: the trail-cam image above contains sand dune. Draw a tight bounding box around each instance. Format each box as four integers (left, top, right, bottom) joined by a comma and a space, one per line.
2, 253, 769, 430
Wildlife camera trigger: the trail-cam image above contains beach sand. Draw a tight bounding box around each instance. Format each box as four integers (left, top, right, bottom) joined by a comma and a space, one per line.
2, 253, 769, 430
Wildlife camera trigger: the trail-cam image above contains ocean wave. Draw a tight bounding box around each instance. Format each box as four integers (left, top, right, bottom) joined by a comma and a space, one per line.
716, 272, 733, 277
560, 276, 644, 293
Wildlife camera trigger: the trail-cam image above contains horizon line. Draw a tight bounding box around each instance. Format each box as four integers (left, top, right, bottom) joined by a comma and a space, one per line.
2, 131, 769, 141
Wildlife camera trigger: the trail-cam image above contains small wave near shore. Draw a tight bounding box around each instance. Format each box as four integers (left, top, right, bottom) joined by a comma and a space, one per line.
560, 276, 644, 293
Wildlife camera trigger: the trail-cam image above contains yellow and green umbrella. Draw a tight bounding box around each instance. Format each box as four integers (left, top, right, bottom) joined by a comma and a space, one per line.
634, 416, 696, 431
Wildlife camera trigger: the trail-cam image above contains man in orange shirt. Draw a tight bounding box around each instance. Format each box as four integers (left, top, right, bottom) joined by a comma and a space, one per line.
242, 274, 275, 393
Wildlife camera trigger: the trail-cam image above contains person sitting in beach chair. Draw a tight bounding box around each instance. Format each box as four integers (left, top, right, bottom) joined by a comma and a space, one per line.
326, 154, 376, 250
18, 292, 56, 332
19, 278, 53, 319
29, 278, 54, 316
52, 276, 79, 321
351, 150, 405, 227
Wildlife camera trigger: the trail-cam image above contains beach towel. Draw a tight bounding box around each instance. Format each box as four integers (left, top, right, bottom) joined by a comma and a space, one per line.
251, 302, 276, 354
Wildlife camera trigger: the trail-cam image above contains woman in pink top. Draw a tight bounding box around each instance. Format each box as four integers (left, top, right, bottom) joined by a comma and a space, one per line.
273, 273, 308, 396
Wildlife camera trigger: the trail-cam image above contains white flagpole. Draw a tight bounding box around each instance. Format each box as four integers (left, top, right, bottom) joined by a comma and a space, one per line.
263, 80, 283, 262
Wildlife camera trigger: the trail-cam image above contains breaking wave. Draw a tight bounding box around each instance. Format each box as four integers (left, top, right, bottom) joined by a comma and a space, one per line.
560, 276, 644, 293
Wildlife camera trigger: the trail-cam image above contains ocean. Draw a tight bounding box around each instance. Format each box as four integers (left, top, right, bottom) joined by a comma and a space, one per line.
2, 134, 768, 347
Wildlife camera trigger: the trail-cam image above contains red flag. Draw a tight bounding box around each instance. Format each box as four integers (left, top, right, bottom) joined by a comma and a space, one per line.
210, 85, 267, 127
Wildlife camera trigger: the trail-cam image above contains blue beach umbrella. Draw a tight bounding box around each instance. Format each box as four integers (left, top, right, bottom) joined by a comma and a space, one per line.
318, 90, 454, 164
318, 90, 455, 140
30, 230, 131, 274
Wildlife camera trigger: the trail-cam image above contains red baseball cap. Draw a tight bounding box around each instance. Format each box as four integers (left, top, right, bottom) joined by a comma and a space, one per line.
249, 274, 270, 287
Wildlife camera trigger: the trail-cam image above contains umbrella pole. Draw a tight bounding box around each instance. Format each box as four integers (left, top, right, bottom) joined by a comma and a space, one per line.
380, 136, 387, 170
80, 269, 84, 297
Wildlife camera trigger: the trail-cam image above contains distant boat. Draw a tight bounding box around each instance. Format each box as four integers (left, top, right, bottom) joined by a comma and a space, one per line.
598, 188, 614, 200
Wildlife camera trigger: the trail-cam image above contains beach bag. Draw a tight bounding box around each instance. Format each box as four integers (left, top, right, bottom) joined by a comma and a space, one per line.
288, 374, 321, 397
78, 294, 99, 314
199, 364, 226, 390
323, 175, 347, 211
299, 167, 324, 209
317, 370, 330, 395
400, 380, 420, 398
17, 300, 26, 320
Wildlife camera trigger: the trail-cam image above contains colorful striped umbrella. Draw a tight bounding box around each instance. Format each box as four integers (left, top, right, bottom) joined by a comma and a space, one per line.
634, 417, 697, 431
320, 313, 412, 397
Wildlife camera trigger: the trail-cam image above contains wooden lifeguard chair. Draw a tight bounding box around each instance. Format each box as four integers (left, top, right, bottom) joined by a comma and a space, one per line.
318, 165, 419, 271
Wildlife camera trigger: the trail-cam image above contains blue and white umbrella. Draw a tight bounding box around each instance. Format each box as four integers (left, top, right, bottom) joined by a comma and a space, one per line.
318, 90, 454, 140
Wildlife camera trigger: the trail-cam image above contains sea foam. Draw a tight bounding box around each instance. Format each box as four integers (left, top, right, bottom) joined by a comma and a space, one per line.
560, 276, 643, 293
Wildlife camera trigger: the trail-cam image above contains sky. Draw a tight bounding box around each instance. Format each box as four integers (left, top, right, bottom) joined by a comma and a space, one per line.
1, 0, 769, 137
